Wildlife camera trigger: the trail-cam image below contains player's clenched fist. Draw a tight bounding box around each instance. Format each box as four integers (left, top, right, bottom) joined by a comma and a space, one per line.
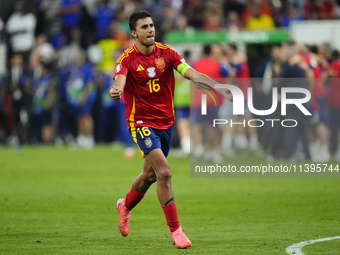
110, 86, 123, 101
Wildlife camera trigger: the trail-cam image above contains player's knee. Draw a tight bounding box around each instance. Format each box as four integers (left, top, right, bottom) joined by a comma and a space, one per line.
157, 168, 172, 182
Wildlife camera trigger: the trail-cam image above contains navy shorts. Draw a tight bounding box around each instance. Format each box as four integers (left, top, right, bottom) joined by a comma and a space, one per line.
130, 126, 174, 158
33, 111, 52, 127
76, 101, 94, 115
175, 107, 190, 120
315, 96, 329, 125
191, 107, 219, 124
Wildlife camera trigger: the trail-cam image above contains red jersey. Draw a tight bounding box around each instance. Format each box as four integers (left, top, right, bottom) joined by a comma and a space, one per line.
299, 53, 326, 112
327, 60, 340, 107
192, 58, 228, 107
114, 43, 184, 129
299, 53, 326, 97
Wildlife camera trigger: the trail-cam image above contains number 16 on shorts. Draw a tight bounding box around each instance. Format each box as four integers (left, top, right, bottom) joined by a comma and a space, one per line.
130, 126, 174, 158
136, 127, 151, 138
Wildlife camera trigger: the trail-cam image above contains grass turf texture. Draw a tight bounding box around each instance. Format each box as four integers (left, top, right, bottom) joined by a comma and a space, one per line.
0, 146, 339, 254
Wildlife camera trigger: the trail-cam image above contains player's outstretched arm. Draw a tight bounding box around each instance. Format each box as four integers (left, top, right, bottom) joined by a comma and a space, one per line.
183, 67, 233, 102
110, 74, 127, 101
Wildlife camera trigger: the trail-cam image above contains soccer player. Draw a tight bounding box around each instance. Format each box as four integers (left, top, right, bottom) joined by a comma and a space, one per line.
110, 10, 233, 249
31, 61, 56, 143
191, 44, 230, 163
327, 50, 340, 159
225, 44, 258, 152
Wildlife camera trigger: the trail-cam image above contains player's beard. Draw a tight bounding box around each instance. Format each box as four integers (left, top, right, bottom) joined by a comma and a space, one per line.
144, 38, 155, 47
136, 34, 155, 47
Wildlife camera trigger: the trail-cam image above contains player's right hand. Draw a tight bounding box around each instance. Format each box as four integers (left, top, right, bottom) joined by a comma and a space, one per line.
216, 87, 233, 103
110, 86, 123, 101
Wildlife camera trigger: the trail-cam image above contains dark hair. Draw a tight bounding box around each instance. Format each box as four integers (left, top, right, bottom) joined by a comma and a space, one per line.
129, 10, 152, 31
183, 50, 191, 59
331, 50, 340, 61
308, 44, 318, 54
229, 44, 237, 51
282, 40, 297, 55
203, 44, 211, 56
40, 60, 54, 70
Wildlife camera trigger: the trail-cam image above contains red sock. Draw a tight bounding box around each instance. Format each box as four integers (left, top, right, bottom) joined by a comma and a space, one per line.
124, 186, 145, 211
162, 202, 180, 232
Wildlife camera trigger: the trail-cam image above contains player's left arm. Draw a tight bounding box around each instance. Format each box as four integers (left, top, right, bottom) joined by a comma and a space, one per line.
169, 46, 232, 102
178, 64, 233, 102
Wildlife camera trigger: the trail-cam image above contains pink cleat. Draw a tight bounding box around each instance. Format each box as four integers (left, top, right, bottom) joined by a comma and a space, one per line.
171, 225, 192, 249
116, 198, 131, 236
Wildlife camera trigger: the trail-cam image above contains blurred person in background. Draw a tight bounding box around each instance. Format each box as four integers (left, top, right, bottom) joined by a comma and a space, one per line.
64, 50, 96, 148
57, 27, 88, 145
201, 2, 223, 31
153, 5, 179, 41
5, 0, 36, 65
253, 45, 281, 154
30, 60, 56, 144
3, 54, 32, 144
326, 50, 340, 160
96, 71, 135, 158
224, 0, 245, 21
239, 0, 255, 26
183, 0, 205, 29
226, 11, 243, 30
303, 0, 338, 20
173, 50, 191, 156
38, 0, 63, 38
95, 0, 117, 41
89, 44, 135, 158
260, 0, 274, 17
246, 2, 275, 31
60, 27, 83, 66
58, 0, 83, 34
276, 41, 311, 161
225, 44, 258, 153
0, 17, 6, 75
191, 44, 230, 163
277, 3, 304, 27
317, 43, 332, 72
300, 44, 330, 162
97, 22, 122, 73
29, 34, 58, 144
30, 34, 55, 70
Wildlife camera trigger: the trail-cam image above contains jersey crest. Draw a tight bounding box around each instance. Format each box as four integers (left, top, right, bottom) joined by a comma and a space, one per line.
155, 57, 166, 71
115, 64, 122, 73
147, 67, 156, 78
144, 137, 153, 148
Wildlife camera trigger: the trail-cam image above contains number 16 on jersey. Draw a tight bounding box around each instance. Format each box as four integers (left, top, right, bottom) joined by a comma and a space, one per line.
147, 79, 160, 93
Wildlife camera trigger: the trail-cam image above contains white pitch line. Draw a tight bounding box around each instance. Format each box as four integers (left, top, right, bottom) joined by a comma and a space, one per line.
286, 236, 340, 255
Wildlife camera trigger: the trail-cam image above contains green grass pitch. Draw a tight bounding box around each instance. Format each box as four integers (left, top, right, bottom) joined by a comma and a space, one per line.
0, 146, 339, 254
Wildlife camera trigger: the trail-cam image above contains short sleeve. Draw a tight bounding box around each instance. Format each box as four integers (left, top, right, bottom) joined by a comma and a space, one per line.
169, 47, 185, 70
114, 52, 129, 78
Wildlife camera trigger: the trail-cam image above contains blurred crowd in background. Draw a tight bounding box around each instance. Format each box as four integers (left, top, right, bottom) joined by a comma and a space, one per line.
0, 0, 340, 162
187, 42, 340, 163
